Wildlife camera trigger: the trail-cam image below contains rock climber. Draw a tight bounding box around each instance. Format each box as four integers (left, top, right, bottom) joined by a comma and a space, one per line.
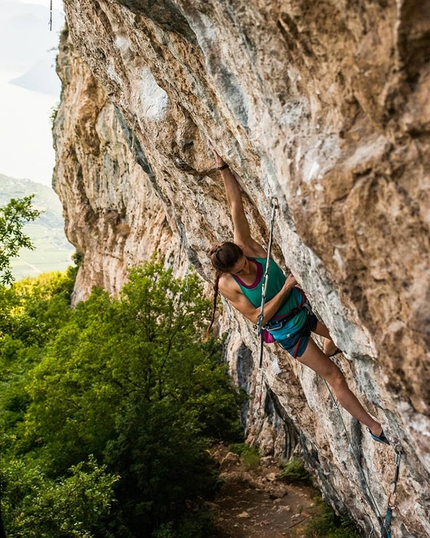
207, 145, 389, 445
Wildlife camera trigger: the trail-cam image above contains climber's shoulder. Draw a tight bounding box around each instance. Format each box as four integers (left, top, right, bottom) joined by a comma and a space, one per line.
238, 237, 266, 258
218, 272, 242, 301
219, 272, 238, 293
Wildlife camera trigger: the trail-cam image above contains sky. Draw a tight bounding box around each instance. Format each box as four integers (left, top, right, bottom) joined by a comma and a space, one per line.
17, 0, 63, 6
0, 0, 65, 187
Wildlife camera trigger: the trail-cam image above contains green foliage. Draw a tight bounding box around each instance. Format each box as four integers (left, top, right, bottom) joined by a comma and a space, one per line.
279, 457, 313, 485
0, 196, 41, 285
0, 175, 74, 281
151, 506, 215, 538
2, 456, 117, 538
0, 270, 76, 448
230, 442, 260, 470
305, 496, 361, 538
0, 259, 242, 537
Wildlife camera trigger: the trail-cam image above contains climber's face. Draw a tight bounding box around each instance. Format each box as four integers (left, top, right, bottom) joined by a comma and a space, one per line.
230, 255, 249, 276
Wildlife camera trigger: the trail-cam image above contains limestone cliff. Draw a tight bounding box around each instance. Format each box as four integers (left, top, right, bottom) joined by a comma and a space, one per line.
53, 1, 430, 536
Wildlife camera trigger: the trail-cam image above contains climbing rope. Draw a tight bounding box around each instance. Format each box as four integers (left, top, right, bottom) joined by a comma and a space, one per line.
323, 379, 384, 520
254, 197, 278, 411
257, 196, 278, 369
380, 447, 403, 538
323, 378, 403, 537
49, 0, 53, 31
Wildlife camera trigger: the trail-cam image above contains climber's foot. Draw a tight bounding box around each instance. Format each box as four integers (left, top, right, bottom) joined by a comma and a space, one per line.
368, 427, 390, 445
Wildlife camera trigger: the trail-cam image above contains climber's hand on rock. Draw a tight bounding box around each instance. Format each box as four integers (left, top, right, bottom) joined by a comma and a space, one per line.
208, 139, 226, 168
284, 273, 297, 291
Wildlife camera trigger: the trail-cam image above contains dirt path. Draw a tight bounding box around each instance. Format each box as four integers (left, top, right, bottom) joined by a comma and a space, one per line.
210, 446, 319, 538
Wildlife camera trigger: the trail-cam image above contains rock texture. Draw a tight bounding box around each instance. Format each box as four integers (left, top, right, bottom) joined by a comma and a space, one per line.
53, 1, 430, 536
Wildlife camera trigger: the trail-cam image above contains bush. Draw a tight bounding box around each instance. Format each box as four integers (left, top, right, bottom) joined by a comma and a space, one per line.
279, 457, 313, 485
230, 443, 260, 470
305, 496, 361, 538
1, 456, 117, 538
0, 260, 242, 537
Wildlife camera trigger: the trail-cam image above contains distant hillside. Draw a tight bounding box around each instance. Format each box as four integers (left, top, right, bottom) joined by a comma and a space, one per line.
0, 173, 74, 280
10, 56, 61, 96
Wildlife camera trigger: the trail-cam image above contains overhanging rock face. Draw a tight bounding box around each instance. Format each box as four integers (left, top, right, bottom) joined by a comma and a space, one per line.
54, 1, 430, 535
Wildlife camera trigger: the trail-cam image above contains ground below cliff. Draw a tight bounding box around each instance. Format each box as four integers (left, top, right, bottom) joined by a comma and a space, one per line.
211, 445, 325, 538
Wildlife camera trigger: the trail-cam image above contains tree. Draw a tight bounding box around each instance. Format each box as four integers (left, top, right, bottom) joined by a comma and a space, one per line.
0, 196, 41, 286
0, 260, 243, 537
1, 457, 117, 538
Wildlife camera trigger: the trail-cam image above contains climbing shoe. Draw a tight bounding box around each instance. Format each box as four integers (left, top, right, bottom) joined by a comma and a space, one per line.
368, 428, 390, 445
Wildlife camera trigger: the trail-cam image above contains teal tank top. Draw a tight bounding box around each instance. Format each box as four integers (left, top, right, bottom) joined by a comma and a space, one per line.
232, 257, 307, 331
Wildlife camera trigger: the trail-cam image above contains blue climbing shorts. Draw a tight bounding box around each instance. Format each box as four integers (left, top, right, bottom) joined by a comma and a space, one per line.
269, 313, 318, 358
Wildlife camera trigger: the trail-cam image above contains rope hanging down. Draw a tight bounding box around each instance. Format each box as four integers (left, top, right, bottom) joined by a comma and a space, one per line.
49, 0, 53, 31
381, 447, 403, 538
257, 196, 278, 369
324, 380, 384, 522
253, 197, 404, 537
324, 379, 403, 537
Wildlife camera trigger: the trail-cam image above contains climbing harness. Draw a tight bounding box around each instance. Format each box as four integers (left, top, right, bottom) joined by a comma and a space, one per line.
380, 446, 403, 538
324, 378, 403, 537
257, 196, 278, 369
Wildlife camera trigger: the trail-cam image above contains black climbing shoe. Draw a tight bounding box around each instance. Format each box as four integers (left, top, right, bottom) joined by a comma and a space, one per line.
368, 428, 390, 446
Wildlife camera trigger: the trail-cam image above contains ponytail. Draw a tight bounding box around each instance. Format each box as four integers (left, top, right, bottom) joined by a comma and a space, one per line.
204, 241, 242, 341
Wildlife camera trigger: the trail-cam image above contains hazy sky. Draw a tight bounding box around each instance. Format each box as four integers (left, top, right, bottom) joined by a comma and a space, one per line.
17, 0, 63, 10
18, 0, 61, 3
0, 0, 65, 187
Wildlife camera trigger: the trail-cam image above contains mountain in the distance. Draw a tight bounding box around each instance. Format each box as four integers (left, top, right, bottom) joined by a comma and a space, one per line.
10, 56, 61, 96
0, 173, 74, 281
0, 1, 64, 72
0, 0, 64, 96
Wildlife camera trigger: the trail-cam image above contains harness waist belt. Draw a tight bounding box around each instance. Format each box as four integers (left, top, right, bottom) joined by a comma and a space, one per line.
265, 304, 305, 330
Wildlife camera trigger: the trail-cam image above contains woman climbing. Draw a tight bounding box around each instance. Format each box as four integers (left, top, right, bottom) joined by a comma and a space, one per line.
207, 145, 389, 445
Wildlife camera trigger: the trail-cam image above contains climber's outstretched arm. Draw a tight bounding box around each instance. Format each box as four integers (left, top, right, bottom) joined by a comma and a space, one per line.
219, 166, 251, 248
211, 148, 264, 256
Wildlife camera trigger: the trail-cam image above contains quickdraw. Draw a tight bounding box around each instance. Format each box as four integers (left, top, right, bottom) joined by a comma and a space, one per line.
380, 446, 403, 538
325, 379, 404, 537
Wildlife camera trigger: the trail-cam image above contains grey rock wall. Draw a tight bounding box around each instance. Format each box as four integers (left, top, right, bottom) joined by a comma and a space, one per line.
54, 1, 430, 535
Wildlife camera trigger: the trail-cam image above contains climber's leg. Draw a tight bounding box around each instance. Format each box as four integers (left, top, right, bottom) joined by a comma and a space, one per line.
312, 321, 338, 356
297, 338, 383, 437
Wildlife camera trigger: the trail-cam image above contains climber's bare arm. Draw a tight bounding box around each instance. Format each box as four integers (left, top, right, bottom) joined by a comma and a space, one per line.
219, 273, 297, 325
219, 166, 256, 247
211, 148, 265, 257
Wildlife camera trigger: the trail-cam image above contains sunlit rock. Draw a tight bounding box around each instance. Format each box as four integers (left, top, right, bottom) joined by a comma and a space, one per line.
53, 2, 430, 536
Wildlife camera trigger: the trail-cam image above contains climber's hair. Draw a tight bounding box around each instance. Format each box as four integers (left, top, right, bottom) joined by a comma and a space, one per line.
205, 241, 243, 340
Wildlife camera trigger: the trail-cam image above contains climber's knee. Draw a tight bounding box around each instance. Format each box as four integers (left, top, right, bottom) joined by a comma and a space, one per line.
325, 366, 347, 393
